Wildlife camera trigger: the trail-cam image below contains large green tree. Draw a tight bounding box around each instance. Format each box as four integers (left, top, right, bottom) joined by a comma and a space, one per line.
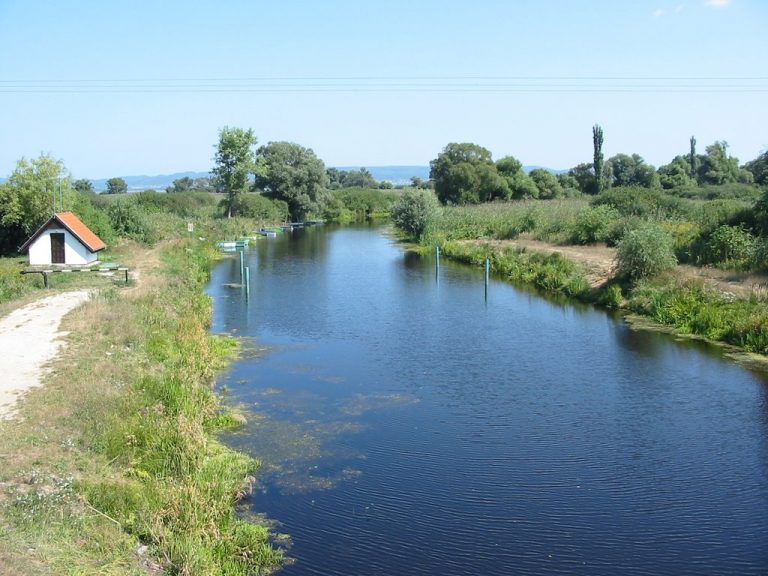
0, 154, 74, 253
529, 168, 564, 199
212, 126, 257, 218
430, 143, 508, 204
607, 153, 659, 188
697, 141, 748, 185
105, 177, 128, 194
496, 156, 536, 199
254, 141, 327, 219
658, 155, 696, 189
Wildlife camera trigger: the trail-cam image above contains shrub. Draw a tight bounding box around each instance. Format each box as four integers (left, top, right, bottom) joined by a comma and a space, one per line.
570, 205, 619, 244
391, 189, 441, 240
616, 223, 677, 280
706, 225, 756, 268
228, 193, 288, 221
592, 185, 686, 220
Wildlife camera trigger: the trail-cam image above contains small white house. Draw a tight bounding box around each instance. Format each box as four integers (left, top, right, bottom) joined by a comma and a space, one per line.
20, 212, 106, 266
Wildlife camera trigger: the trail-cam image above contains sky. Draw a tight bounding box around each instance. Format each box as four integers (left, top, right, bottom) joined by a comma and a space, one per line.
0, 0, 766, 179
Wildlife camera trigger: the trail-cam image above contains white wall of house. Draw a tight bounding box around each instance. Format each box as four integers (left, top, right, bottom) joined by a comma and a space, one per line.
28, 228, 99, 265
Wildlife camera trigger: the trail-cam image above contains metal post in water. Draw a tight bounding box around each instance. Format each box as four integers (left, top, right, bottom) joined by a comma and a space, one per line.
244, 266, 251, 300
239, 251, 244, 284
484, 257, 490, 301
435, 246, 440, 278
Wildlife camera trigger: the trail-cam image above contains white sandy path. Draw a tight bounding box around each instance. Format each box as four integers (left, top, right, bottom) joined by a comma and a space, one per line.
0, 290, 91, 419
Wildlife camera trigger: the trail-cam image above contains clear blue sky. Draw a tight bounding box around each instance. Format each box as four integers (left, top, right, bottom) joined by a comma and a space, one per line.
0, 0, 766, 179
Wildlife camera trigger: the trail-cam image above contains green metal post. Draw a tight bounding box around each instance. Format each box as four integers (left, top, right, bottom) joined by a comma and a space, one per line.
245, 266, 250, 300
239, 251, 244, 283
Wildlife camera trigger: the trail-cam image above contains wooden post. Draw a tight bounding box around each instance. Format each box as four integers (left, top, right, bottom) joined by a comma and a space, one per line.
43, 272, 49, 289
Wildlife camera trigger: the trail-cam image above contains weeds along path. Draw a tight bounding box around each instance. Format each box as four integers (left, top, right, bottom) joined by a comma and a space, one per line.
0, 290, 91, 419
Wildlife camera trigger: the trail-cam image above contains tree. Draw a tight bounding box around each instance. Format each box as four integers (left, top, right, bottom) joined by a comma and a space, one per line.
0, 154, 74, 253
73, 178, 94, 194
167, 176, 194, 193
698, 141, 741, 185
496, 156, 536, 199
212, 126, 257, 218
391, 189, 440, 240
593, 124, 605, 194
529, 169, 564, 199
105, 177, 128, 194
569, 163, 598, 195
744, 151, 768, 186
658, 156, 695, 189
607, 153, 659, 189
430, 143, 507, 204
689, 136, 698, 180
254, 141, 327, 220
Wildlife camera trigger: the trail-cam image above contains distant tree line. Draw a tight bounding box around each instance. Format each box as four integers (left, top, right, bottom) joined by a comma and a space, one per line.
429, 126, 765, 206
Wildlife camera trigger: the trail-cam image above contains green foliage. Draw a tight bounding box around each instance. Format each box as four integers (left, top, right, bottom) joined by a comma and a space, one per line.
441, 241, 591, 299
326, 167, 378, 189
227, 192, 288, 221
166, 176, 194, 193
255, 141, 327, 219
629, 279, 768, 353
568, 162, 598, 195
593, 124, 605, 194
212, 126, 257, 218
496, 156, 536, 200
570, 204, 620, 244
430, 143, 508, 204
72, 178, 94, 194
658, 155, 695, 190
323, 187, 398, 222
705, 225, 756, 268
616, 223, 677, 280
697, 141, 744, 185
592, 185, 686, 220
744, 151, 768, 186
607, 153, 659, 189
391, 189, 441, 240
105, 177, 128, 195
0, 257, 43, 303
0, 154, 75, 253
106, 199, 159, 245
529, 168, 564, 199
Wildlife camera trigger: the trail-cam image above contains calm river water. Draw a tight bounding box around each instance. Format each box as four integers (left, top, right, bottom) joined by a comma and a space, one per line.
209, 224, 768, 576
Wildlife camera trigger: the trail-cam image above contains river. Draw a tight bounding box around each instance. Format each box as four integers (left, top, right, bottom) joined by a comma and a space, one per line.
208, 224, 768, 576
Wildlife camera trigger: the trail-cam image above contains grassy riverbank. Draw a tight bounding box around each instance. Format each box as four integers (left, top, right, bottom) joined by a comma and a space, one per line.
0, 237, 281, 574
436, 238, 768, 355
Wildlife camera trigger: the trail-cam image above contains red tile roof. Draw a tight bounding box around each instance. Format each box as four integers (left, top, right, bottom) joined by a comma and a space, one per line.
55, 212, 106, 252
20, 212, 106, 253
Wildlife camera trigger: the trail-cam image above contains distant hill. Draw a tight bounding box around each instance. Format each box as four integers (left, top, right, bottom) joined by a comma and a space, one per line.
91, 171, 210, 192
1, 165, 565, 192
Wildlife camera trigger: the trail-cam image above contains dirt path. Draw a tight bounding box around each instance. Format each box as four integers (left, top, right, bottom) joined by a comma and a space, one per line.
474, 236, 768, 296
0, 290, 91, 419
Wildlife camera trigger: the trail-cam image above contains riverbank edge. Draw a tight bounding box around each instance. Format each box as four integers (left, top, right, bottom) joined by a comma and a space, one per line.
0, 238, 282, 575
433, 239, 768, 361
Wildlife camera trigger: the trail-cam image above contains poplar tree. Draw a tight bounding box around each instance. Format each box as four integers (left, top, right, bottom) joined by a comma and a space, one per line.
592, 124, 604, 194
689, 136, 697, 181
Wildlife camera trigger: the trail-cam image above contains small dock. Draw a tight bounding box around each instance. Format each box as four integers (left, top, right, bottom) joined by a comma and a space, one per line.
21, 263, 129, 288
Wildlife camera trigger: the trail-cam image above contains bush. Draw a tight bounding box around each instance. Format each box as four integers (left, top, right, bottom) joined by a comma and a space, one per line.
616, 223, 677, 280
570, 205, 619, 244
228, 193, 288, 221
592, 186, 686, 220
705, 225, 757, 268
391, 189, 441, 240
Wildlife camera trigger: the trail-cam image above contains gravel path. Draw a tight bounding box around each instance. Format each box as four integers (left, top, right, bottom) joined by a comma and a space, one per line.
0, 290, 90, 419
